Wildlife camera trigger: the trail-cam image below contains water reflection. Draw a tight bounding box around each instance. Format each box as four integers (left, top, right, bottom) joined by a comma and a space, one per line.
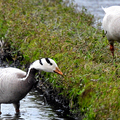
0, 89, 69, 120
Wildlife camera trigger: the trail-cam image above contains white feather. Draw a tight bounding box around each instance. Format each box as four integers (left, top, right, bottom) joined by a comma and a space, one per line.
102, 6, 120, 44
102, 6, 120, 14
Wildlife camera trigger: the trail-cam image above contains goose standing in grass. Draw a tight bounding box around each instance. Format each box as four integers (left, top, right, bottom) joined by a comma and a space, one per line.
0, 58, 63, 114
102, 6, 120, 57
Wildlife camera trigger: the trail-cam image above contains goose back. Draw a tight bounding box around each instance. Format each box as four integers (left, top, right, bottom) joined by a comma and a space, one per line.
102, 7, 120, 43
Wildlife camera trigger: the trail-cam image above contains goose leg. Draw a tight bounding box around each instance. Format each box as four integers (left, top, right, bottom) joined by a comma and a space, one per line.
13, 102, 20, 114
110, 43, 114, 57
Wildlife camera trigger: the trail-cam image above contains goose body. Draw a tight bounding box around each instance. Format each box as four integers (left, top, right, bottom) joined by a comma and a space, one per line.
102, 6, 120, 57
0, 58, 63, 114
0, 68, 27, 103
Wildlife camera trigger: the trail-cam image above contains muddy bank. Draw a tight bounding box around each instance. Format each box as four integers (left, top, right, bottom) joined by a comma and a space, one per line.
36, 76, 75, 119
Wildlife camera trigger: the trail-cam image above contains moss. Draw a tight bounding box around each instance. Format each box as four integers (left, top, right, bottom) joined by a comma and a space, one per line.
1, 0, 120, 119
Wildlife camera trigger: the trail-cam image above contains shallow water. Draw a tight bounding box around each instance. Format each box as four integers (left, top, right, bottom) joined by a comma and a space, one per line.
0, 89, 70, 120
73, 0, 120, 22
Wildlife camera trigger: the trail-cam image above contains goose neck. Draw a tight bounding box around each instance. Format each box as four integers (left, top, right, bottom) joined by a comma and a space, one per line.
25, 68, 38, 84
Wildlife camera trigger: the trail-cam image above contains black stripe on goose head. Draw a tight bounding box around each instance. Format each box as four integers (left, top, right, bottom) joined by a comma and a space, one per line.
39, 59, 43, 65
45, 58, 53, 65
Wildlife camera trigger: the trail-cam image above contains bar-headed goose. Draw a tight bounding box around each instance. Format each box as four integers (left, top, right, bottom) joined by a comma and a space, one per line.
102, 6, 120, 57
0, 58, 63, 114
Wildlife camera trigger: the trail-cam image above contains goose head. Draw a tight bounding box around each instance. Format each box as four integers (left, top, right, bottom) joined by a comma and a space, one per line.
29, 58, 63, 75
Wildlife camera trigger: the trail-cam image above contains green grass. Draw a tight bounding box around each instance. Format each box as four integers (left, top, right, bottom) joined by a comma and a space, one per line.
1, 0, 120, 119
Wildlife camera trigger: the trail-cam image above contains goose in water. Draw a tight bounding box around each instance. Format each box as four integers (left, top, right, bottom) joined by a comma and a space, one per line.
102, 6, 120, 57
0, 58, 63, 114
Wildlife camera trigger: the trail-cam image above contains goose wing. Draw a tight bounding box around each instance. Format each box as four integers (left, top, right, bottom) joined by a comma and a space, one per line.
0, 67, 26, 80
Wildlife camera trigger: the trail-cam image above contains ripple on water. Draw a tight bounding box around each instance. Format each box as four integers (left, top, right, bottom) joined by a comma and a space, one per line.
74, 0, 120, 22
0, 89, 69, 120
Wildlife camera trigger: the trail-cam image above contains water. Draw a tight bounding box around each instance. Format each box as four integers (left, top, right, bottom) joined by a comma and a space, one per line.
0, 89, 70, 120
73, 0, 120, 22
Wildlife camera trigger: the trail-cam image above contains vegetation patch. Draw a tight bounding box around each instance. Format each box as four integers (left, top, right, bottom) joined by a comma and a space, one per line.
1, 0, 120, 119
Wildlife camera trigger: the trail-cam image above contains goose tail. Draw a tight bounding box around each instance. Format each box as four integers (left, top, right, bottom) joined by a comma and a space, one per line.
102, 6, 107, 13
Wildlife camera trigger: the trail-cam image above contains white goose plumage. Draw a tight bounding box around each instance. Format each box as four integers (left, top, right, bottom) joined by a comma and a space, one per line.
0, 58, 63, 114
102, 6, 120, 57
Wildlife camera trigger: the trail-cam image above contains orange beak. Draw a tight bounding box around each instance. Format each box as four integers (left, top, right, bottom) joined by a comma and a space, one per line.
54, 67, 63, 75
